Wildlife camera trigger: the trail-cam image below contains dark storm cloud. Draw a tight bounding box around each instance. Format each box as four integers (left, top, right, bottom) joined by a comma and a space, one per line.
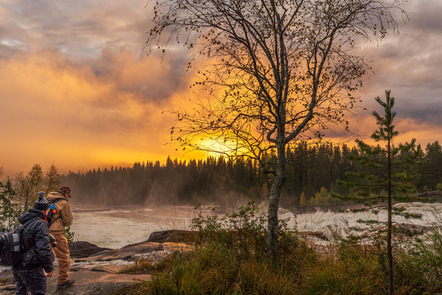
88, 48, 189, 102
411, 0, 442, 33
361, 0, 442, 128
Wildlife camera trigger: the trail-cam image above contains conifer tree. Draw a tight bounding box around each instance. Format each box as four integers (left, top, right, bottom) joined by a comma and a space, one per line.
44, 164, 62, 195
333, 90, 427, 295
0, 178, 18, 231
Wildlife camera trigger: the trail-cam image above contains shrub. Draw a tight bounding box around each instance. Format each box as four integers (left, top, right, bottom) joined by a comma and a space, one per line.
395, 231, 442, 294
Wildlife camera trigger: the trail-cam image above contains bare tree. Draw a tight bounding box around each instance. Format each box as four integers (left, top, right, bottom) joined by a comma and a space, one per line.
15, 164, 44, 211
147, 0, 405, 254
14, 164, 61, 211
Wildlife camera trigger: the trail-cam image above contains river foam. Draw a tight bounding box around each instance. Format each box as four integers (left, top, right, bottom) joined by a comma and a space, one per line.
70, 202, 441, 249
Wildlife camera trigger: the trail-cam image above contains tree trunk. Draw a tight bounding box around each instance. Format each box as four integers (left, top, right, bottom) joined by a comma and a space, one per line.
387, 138, 394, 295
267, 142, 286, 256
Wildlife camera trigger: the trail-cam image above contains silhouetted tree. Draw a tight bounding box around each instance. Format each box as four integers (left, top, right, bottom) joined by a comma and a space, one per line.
147, 0, 405, 254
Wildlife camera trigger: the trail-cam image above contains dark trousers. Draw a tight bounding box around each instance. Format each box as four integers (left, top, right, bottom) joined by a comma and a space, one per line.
12, 268, 47, 295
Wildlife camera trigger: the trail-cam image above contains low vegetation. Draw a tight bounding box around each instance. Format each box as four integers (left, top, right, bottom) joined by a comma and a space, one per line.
114, 202, 441, 295
0, 278, 9, 286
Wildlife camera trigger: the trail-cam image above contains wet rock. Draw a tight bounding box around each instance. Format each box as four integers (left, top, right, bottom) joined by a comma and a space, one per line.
76, 241, 162, 263
45, 267, 151, 295
148, 230, 198, 243
69, 241, 111, 258
0, 231, 195, 295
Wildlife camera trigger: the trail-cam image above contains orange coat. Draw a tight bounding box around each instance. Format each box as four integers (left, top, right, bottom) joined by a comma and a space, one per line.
46, 191, 73, 233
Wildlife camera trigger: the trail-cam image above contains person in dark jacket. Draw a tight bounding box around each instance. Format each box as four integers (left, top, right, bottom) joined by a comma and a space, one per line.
12, 192, 54, 295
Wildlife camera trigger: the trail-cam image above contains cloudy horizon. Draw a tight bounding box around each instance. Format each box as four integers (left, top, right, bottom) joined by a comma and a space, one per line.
1, 0, 441, 177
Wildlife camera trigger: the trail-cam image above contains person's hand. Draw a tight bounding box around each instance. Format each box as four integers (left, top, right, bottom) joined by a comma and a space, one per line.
45, 271, 54, 277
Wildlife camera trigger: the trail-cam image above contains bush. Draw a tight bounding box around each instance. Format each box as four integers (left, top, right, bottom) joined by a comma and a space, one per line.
115, 202, 441, 295
395, 231, 442, 294
138, 201, 316, 294
302, 242, 386, 295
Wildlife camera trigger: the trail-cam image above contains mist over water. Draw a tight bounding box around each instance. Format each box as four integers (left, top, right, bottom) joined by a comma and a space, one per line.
70, 205, 202, 249
70, 203, 441, 249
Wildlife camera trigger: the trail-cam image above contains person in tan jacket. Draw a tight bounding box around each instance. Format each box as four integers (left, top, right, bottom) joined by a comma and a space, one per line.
46, 186, 75, 288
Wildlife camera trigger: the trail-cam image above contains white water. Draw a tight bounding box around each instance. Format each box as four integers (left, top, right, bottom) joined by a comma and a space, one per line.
70, 202, 441, 249
282, 202, 441, 243
70, 205, 201, 249
1, 202, 440, 273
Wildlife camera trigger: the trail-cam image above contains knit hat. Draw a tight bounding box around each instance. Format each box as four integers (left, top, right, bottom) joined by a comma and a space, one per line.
34, 191, 50, 210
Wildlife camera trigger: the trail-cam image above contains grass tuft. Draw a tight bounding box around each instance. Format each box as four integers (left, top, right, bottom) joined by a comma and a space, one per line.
114, 202, 441, 295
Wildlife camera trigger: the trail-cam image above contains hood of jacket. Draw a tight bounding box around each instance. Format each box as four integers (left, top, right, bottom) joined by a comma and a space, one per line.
15, 209, 54, 272
18, 208, 51, 225
46, 191, 69, 202
46, 191, 73, 233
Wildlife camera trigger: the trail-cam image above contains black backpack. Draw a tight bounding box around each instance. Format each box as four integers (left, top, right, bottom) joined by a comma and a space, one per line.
0, 220, 34, 267
47, 198, 65, 227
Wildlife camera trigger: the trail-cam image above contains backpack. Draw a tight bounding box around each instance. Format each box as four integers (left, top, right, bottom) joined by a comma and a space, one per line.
0, 220, 34, 267
47, 198, 65, 227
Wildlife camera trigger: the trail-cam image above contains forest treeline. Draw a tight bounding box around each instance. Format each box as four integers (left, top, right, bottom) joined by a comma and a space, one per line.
62, 140, 442, 208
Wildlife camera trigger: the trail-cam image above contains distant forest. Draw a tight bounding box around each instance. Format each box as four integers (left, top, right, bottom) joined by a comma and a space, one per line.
62, 141, 442, 208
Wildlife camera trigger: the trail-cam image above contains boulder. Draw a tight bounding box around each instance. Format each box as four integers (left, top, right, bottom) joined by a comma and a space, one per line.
69, 241, 111, 258
147, 230, 198, 243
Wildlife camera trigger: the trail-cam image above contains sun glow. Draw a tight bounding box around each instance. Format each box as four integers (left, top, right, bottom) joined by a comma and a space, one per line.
198, 137, 251, 158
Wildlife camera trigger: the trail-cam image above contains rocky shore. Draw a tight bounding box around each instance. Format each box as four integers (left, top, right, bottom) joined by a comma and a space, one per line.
1, 223, 437, 294
0, 230, 195, 295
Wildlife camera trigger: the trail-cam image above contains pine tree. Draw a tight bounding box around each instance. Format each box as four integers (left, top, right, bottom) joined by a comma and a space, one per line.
420, 141, 442, 190
333, 90, 428, 295
0, 178, 18, 231
44, 164, 62, 195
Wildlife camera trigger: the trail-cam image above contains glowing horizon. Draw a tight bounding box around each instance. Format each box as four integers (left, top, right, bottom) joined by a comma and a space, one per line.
1, 0, 441, 177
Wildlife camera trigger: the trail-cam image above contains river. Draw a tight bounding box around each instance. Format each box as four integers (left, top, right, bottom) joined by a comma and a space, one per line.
1, 202, 440, 273
70, 202, 441, 249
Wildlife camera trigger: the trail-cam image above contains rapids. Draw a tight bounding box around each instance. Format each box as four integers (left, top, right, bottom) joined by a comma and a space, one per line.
1, 202, 440, 273
69, 205, 200, 249
70, 202, 441, 249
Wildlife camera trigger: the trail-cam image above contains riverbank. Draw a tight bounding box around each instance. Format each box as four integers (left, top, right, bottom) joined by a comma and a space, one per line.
0, 230, 195, 295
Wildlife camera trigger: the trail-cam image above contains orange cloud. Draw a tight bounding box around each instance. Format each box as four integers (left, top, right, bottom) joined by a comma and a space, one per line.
327, 111, 442, 148
0, 50, 195, 176
0, 49, 440, 178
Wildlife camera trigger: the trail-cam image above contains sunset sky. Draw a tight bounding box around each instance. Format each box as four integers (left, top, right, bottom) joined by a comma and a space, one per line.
0, 0, 441, 177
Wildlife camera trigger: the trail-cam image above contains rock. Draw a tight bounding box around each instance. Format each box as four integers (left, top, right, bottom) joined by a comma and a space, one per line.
0, 231, 197, 295
0, 282, 15, 295
77, 241, 163, 262
148, 230, 198, 243
45, 267, 151, 295
69, 241, 111, 258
